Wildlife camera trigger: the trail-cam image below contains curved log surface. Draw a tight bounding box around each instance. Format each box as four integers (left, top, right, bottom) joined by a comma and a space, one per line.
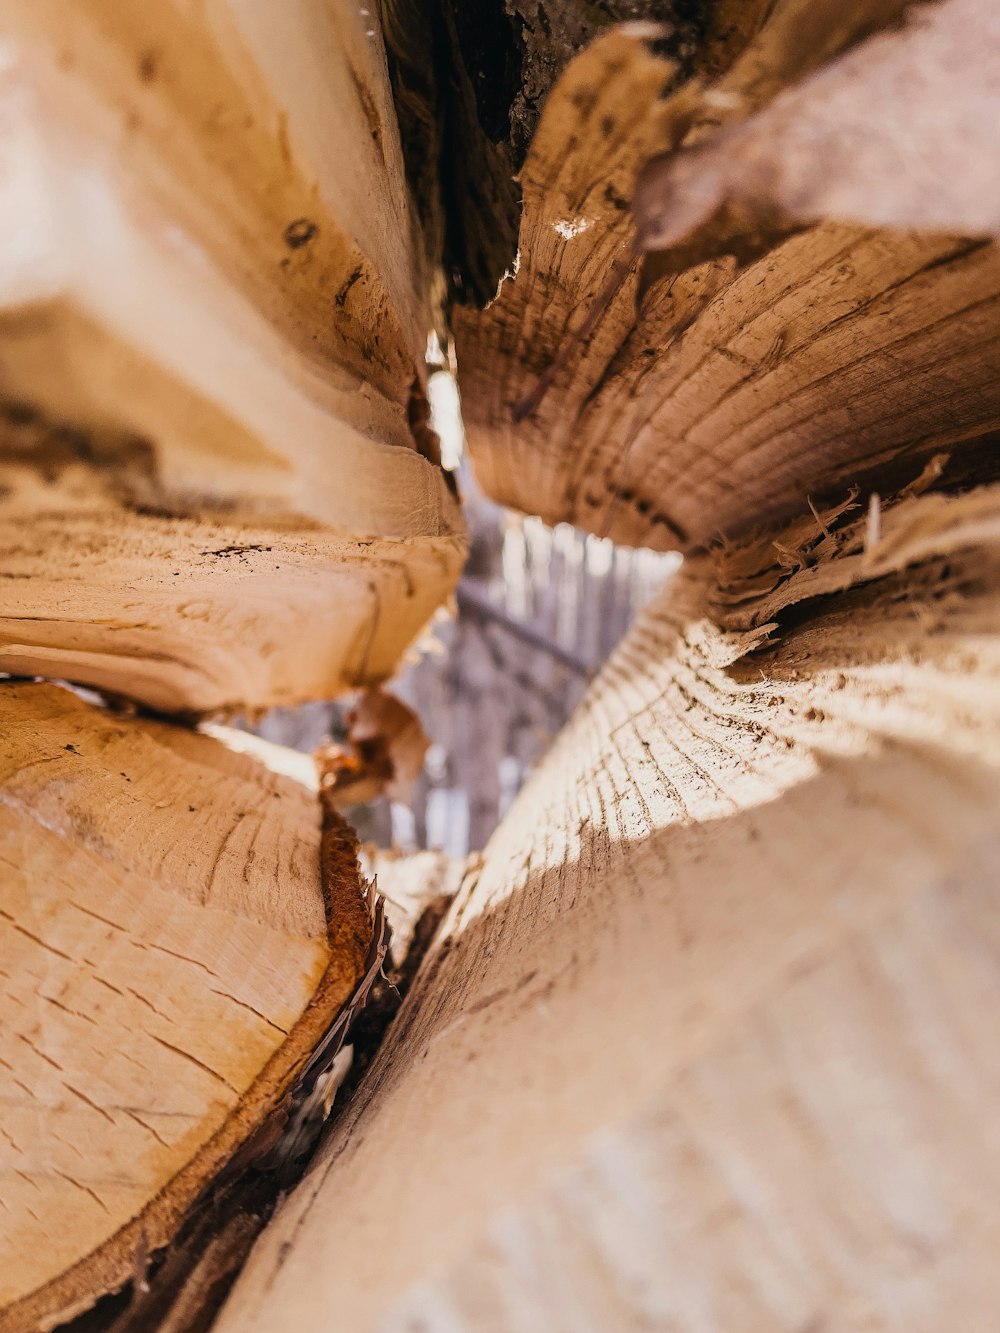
3, 3, 1000, 1329
219, 474, 1000, 1331
0, 0, 464, 714
457, 2, 1000, 552
0, 682, 371, 1332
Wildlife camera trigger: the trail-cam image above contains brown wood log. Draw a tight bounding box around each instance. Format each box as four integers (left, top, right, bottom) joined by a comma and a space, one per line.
456, 3, 1000, 551
0, 681, 375, 1331
0, 0, 464, 715
4, 2, 1000, 1329
216, 473, 1000, 1331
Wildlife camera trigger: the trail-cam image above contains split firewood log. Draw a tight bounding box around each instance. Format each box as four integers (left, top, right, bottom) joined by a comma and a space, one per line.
456, 1, 1000, 551
0, 0, 464, 716
5, 1, 1000, 1330
218, 472, 1000, 1332
0, 680, 376, 1332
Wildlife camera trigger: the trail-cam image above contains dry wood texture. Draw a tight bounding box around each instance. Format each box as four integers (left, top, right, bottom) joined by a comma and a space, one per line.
5, 1, 1000, 1329
219, 475, 1000, 1331
456, 2, 1000, 551
0, 681, 372, 1332
0, 451, 460, 716
0, 0, 464, 714
634, 0, 1000, 250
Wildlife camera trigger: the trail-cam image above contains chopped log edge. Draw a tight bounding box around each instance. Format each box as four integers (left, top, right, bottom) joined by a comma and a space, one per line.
218, 474, 1000, 1331
0, 0, 464, 716
0, 683, 372, 1333
457, 0, 1000, 551
3, 0, 1000, 1329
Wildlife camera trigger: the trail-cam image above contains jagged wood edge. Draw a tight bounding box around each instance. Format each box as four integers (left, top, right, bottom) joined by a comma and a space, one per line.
211, 463, 1000, 1330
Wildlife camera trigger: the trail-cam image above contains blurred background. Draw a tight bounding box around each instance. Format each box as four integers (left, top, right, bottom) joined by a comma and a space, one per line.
246, 366, 680, 855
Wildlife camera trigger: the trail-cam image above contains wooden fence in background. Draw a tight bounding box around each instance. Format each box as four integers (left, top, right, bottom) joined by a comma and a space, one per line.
255, 481, 678, 854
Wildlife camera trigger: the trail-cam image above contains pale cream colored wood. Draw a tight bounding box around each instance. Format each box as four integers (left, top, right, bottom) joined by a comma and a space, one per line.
635, 0, 1000, 252
0, 0, 427, 487
0, 440, 463, 715
0, 681, 371, 1332
456, 8, 1000, 551
0, 0, 464, 713
218, 477, 1000, 1332
366, 847, 472, 963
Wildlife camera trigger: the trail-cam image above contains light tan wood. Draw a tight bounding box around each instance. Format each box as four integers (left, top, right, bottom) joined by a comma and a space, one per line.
0, 434, 462, 715
366, 847, 472, 964
0, 681, 371, 1332
456, 7, 1000, 552
5, 3, 1000, 1327
635, 0, 1000, 251
0, 0, 464, 713
218, 476, 1000, 1331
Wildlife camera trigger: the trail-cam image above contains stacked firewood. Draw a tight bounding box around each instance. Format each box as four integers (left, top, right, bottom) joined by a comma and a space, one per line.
4, 2, 1000, 1330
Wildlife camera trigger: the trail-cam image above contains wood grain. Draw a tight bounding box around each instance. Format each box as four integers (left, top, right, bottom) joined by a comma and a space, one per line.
0, 437, 463, 714
0, 0, 464, 713
0, 681, 370, 1332
218, 476, 1000, 1331
457, 5, 1000, 552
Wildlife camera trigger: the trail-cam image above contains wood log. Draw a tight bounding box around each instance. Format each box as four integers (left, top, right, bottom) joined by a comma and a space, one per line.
5, 2, 1000, 1328
217, 473, 1000, 1330
455, 3, 1000, 551
0, 680, 372, 1332
0, 0, 464, 714
379, 0, 715, 307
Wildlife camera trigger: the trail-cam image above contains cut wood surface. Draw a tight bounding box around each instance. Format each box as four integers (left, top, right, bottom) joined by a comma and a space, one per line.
0, 0, 464, 713
0, 439, 462, 715
635, 0, 1000, 251
4, 2, 1000, 1329
218, 474, 1000, 1331
0, 681, 372, 1332
456, 4, 1000, 552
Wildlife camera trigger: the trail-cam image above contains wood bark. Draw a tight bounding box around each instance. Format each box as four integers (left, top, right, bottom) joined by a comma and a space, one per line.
0, 0, 464, 715
218, 473, 1000, 1332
